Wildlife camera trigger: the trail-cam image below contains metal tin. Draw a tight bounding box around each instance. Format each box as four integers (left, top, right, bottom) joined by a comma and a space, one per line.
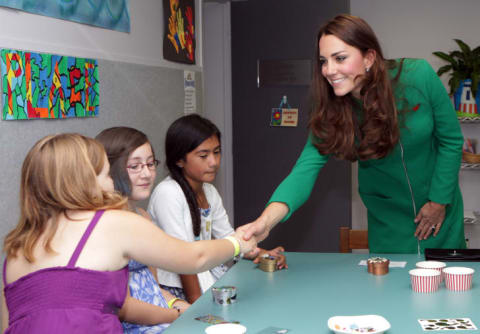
211, 286, 237, 305
258, 256, 277, 272
367, 257, 389, 275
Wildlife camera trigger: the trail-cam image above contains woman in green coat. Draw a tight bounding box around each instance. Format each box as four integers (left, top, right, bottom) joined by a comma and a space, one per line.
241, 14, 465, 253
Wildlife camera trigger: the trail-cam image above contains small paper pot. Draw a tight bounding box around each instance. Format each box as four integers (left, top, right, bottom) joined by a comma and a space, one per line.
205, 323, 247, 334
409, 268, 441, 293
212, 286, 237, 305
416, 261, 446, 282
443, 267, 475, 291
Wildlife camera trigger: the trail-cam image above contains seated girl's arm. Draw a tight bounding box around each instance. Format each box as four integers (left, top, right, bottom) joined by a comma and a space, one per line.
179, 274, 202, 304
2, 282, 8, 332
109, 210, 256, 277
118, 287, 179, 325
147, 266, 192, 311
158, 287, 190, 312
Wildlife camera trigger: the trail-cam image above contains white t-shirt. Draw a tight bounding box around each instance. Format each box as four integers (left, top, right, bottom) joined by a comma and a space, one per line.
147, 176, 234, 292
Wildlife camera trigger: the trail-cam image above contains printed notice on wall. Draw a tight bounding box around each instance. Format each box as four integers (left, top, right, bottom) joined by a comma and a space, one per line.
184, 70, 196, 114
270, 108, 298, 127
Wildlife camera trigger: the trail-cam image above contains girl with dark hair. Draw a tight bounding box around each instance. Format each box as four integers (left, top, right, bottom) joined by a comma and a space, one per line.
148, 114, 287, 303
96, 127, 190, 333
242, 14, 465, 254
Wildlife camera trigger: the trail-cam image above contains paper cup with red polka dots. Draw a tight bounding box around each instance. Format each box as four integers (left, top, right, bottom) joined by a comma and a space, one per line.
409, 268, 441, 293
443, 267, 474, 291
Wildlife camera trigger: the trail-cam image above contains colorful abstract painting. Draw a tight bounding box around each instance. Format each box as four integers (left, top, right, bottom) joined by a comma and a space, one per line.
163, 0, 195, 64
1, 49, 99, 120
0, 0, 130, 33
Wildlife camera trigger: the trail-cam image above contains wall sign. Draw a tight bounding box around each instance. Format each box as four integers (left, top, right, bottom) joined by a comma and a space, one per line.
270, 96, 298, 127
258, 59, 311, 87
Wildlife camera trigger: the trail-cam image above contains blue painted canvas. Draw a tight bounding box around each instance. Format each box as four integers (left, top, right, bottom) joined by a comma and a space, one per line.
0, 0, 130, 33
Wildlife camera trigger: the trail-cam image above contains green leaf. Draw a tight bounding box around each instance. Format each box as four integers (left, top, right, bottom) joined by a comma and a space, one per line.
436, 64, 452, 77
454, 39, 472, 54
433, 51, 455, 64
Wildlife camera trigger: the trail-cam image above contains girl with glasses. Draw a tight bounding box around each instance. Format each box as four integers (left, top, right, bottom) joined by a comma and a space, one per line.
96, 127, 189, 333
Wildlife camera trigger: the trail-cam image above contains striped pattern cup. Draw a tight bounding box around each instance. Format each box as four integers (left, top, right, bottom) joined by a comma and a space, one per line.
416, 261, 446, 282
409, 268, 441, 293
443, 267, 474, 291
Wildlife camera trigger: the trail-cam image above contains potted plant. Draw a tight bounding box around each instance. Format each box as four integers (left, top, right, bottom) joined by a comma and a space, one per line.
433, 39, 480, 117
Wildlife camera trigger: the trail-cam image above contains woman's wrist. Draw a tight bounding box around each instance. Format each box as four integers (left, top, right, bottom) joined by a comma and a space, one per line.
429, 201, 446, 209
264, 202, 289, 228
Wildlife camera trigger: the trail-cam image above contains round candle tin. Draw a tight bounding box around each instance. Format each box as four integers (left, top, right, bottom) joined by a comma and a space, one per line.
211, 286, 237, 305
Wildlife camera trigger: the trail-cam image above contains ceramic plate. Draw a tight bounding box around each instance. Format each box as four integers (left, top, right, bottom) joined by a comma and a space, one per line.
205, 323, 247, 334
328, 315, 391, 334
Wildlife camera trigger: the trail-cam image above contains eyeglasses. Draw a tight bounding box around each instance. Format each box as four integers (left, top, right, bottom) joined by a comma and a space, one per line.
126, 159, 159, 173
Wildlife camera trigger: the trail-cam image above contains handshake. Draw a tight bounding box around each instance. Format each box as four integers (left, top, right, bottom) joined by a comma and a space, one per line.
227, 219, 288, 270
230, 228, 259, 256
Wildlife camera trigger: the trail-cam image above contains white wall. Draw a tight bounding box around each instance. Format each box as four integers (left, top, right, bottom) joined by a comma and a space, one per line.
351, 0, 480, 245
0, 0, 202, 70
202, 2, 234, 223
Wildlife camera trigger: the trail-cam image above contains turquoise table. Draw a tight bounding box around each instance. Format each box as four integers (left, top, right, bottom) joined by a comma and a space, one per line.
164, 252, 480, 333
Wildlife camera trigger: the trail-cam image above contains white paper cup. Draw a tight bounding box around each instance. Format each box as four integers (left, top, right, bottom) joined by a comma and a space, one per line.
205, 323, 247, 334
416, 261, 446, 282
443, 267, 475, 291
409, 268, 441, 293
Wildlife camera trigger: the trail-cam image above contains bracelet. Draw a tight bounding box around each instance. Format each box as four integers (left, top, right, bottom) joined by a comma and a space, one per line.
167, 297, 180, 309
225, 236, 240, 257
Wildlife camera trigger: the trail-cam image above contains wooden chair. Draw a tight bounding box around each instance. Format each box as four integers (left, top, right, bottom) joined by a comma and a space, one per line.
339, 226, 368, 253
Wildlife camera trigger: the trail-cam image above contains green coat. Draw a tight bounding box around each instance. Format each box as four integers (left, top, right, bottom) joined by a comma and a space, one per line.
269, 59, 465, 253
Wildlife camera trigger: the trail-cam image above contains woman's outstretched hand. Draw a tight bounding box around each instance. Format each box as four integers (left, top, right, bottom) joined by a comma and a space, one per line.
239, 202, 289, 243
232, 229, 258, 255
238, 216, 271, 243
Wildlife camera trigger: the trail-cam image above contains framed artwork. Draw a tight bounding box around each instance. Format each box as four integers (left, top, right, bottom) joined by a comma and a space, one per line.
1, 49, 99, 120
0, 0, 130, 32
163, 0, 195, 64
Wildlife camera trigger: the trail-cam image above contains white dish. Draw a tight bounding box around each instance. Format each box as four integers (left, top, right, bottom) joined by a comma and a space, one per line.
205, 323, 247, 334
328, 315, 391, 334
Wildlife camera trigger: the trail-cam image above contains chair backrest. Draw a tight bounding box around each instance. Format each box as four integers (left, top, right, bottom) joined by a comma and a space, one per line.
339, 226, 368, 253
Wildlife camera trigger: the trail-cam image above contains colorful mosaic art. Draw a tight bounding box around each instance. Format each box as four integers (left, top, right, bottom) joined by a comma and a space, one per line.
1, 49, 99, 120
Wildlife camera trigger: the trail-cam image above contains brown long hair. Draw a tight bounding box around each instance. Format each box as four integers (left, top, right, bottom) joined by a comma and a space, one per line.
310, 14, 402, 161
96, 127, 154, 197
4, 133, 127, 262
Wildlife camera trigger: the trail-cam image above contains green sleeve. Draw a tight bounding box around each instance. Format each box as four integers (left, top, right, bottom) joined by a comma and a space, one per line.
267, 134, 329, 221
421, 60, 463, 204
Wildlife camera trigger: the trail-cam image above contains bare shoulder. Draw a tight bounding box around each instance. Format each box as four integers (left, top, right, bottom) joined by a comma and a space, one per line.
100, 209, 151, 228
135, 207, 153, 222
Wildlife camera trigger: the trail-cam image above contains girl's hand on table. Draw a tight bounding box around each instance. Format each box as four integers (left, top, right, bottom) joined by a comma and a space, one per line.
252, 246, 288, 270
414, 201, 446, 240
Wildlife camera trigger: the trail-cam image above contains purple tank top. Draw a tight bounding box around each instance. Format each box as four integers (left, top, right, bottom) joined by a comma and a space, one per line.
3, 210, 128, 334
